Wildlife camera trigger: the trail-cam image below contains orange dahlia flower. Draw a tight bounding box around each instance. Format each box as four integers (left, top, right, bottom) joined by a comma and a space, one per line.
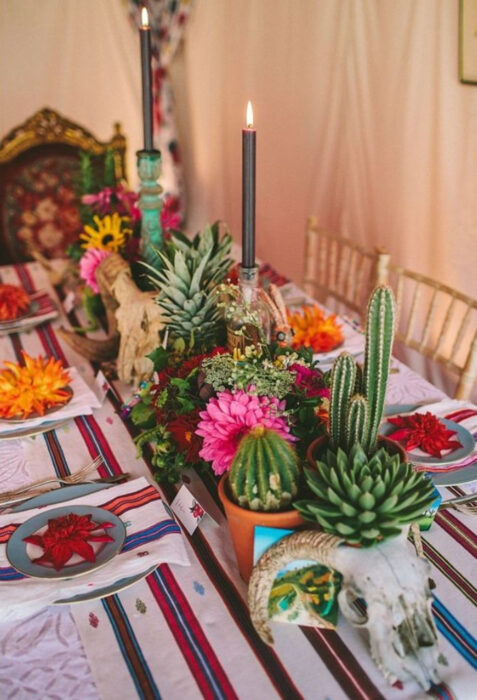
287, 305, 344, 353
0, 352, 72, 419
0, 284, 31, 321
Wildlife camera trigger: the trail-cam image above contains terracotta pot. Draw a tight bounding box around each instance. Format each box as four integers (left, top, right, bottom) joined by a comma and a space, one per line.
306, 434, 408, 467
218, 474, 305, 583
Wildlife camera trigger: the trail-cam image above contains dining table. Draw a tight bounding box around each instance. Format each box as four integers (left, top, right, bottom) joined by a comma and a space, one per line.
0, 259, 475, 700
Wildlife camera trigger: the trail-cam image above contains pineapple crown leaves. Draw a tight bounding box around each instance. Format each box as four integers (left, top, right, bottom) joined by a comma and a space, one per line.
141, 222, 232, 349
294, 443, 436, 546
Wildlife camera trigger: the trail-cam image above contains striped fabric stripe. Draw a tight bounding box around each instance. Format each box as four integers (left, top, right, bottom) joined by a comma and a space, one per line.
433, 598, 477, 669
101, 485, 162, 516
435, 511, 477, 558
122, 521, 181, 552
0, 524, 20, 543
101, 595, 161, 699
420, 538, 476, 606
0, 566, 25, 581
302, 627, 386, 700
147, 566, 239, 700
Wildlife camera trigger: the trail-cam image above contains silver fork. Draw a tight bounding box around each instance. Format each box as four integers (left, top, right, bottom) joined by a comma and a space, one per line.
0, 455, 103, 503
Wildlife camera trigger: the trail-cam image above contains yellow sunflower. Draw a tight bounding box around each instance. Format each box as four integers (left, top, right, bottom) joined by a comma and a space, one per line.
80, 213, 132, 252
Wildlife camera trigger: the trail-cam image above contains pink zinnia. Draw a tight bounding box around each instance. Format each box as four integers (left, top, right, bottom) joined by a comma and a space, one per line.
79, 248, 111, 293
195, 389, 295, 475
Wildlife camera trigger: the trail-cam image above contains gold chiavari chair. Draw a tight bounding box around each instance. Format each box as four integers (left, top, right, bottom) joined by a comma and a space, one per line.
302, 215, 390, 321
388, 264, 477, 400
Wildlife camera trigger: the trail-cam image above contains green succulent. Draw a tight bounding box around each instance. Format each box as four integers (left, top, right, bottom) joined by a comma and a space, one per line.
294, 444, 436, 546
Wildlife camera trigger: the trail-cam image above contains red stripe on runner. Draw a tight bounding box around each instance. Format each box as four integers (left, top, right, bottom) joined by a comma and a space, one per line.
421, 539, 476, 605
147, 565, 238, 700
74, 416, 123, 476
435, 511, 477, 558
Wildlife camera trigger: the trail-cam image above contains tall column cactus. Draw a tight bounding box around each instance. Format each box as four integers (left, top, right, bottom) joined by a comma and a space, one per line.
362, 286, 395, 452
329, 353, 357, 450
328, 285, 396, 454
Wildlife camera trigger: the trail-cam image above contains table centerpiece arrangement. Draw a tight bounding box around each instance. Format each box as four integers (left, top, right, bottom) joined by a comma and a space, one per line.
247, 285, 444, 691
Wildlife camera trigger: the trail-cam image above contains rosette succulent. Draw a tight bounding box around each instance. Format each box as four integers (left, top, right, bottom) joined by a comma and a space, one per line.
294, 444, 436, 546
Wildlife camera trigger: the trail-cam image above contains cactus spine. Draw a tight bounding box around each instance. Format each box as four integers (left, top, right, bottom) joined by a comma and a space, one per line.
346, 395, 368, 452
228, 426, 300, 511
328, 286, 396, 454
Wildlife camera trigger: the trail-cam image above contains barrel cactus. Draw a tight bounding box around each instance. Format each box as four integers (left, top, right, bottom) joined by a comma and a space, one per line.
329, 286, 395, 454
228, 426, 300, 511
295, 444, 436, 547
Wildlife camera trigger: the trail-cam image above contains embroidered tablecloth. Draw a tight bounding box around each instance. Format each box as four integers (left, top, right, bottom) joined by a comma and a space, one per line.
0, 261, 475, 700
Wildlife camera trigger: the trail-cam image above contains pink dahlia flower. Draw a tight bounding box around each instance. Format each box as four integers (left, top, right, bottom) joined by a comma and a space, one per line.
195, 389, 295, 475
79, 248, 111, 293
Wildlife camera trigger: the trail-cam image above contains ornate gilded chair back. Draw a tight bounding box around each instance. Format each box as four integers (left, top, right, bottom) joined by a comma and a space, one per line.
0, 108, 127, 263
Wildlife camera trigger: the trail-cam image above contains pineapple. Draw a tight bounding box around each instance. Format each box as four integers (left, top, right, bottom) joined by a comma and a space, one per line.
145, 222, 232, 351
295, 444, 436, 547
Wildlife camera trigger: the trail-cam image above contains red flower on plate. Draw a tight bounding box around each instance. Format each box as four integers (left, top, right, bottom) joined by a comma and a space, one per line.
23, 512, 115, 570
387, 412, 462, 458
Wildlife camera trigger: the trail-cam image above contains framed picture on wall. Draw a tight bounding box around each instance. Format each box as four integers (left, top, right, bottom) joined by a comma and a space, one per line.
459, 0, 477, 84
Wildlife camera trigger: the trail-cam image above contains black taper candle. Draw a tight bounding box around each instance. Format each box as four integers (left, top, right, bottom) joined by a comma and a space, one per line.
140, 9, 154, 151
242, 102, 256, 269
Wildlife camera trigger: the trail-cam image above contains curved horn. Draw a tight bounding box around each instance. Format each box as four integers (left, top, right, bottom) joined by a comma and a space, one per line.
248, 530, 341, 645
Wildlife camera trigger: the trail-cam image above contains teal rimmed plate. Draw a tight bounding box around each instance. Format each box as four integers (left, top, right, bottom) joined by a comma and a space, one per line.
7, 504, 125, 580
11, 483, 111, 512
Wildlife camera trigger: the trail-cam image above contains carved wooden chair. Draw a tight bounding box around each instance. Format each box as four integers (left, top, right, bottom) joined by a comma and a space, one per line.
302, 215, 390, 320
388, 264, 477, 400
0, 108, 127, 263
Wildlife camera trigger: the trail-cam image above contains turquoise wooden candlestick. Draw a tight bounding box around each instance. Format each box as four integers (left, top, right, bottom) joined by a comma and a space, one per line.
137, 149, 163, 269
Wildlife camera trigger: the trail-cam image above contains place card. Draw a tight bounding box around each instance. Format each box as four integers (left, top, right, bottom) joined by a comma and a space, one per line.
170, 485, 207, 535
94, 370, 111, 404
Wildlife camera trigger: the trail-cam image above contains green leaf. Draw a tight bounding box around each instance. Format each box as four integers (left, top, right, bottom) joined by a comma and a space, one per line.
358, 492, 375, 510
130, 403, 156, 428
146, 346, 169, 372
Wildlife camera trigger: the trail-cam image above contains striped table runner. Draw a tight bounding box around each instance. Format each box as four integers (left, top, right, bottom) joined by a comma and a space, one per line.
0, 261, 475, 700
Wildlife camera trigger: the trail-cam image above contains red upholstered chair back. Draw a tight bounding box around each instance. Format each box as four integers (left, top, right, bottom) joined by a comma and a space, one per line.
0, 108, 127, 264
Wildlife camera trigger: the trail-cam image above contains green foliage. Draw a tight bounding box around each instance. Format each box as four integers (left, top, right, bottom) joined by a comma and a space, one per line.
295, 444, 436, 547
229, 427, 300, 511
201, 351, 295, 398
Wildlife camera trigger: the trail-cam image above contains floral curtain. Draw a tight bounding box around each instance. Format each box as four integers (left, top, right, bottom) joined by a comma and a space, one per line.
129, 0, 194, 225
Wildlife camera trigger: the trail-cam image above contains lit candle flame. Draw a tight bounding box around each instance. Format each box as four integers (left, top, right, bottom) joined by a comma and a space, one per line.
246, 101, 254, 128
141, 7, 149, 28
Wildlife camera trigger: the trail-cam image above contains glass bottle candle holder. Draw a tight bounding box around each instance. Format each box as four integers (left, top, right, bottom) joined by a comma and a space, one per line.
226, 265, 271, 353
